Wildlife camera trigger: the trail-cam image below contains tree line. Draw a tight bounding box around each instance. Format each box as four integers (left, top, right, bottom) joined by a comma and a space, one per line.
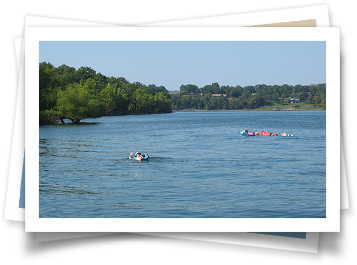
171, 82, 326, 111
39, 62, 326, 125
39, 62, 172, 125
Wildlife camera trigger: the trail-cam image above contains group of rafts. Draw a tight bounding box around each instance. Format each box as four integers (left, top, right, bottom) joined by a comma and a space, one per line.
129, 131, 293, 161
240, 130, 294, 137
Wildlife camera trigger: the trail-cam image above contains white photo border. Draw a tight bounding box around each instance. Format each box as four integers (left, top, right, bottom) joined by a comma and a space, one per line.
25, 27, 340, 232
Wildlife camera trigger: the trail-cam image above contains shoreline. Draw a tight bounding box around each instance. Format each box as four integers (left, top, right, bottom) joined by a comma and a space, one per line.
174, 108, 325, 112
44, 108, 324, 125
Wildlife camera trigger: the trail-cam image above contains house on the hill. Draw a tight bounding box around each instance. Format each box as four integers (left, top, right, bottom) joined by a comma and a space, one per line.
212, 94, 227, 97
287, 97, 300, 103
168, 90, 180, 95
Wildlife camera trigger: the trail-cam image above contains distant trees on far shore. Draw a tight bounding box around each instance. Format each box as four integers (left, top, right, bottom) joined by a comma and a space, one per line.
39, 62, 326, 125
170, 82, 326, 111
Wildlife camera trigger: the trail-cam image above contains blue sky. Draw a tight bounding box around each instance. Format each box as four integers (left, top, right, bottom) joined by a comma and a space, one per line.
39, 41, 326, 90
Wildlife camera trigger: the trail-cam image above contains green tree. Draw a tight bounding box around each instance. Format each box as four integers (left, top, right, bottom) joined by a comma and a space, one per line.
211, 82, 220, 94
39, 62, 55, 91
180, 96, 191, 109
229, 87, 241, 98
154, 92, 172, 113
307, 94, 314, 104
148, 84, 168, 93
100, 83, 118, 115
81, 78, 100, 99
320, 97, 326, 109
130, 88, 151, 113
74, 66, 96, 82
271, 93, 279, 102
53, 64, 76, 89
57, 83, 101, 123
313, 95, 321, 105
39, 109, 62, 125
201, 85, 212, 96
39, 62, 63, 125
180, 84, 200, 95
114, 87, 129, 114
39, 62, 58, 111
297, 91, 306, 102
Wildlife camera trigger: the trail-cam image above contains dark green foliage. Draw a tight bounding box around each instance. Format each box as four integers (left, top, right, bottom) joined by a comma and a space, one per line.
39, 63, 172, 125
56, 83, 102, 123
39, 62, 325, 125
171, 82, 325, 111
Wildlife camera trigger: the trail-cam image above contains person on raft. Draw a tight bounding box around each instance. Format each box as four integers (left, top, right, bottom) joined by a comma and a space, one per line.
255, 131, 278, 136
245, 130, 278, 136
245, 130, 256, 136
135, 152, 143, 159
281, 132, 294, 136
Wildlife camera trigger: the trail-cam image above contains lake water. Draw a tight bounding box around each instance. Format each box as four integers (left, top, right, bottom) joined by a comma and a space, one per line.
39, 111, 326, 218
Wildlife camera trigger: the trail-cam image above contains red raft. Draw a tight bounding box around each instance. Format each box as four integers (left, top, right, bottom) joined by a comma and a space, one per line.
258, 131, 277, 136
240, 130, 278, 136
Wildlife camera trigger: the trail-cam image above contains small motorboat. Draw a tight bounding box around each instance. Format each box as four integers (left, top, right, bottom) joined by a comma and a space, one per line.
129, 152, 149, 161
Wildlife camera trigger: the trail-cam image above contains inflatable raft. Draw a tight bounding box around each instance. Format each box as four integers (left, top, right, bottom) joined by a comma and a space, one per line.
240, 131, 255, 136
129, 152, 149, 161
279, 132, 294, 136
240, 131, 278, 136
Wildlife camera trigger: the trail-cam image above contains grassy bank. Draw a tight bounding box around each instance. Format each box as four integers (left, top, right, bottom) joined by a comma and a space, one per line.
256, 101, 324, 111
175, 101, 325, 112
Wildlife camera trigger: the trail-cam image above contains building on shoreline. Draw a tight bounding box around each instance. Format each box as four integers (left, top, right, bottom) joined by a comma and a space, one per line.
168, 90, 180, 95
212, 94, 227, 97
287, 97, 300, 103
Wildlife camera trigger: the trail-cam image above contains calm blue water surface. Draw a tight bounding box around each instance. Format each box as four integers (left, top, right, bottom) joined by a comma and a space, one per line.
39, 111, 326, 218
